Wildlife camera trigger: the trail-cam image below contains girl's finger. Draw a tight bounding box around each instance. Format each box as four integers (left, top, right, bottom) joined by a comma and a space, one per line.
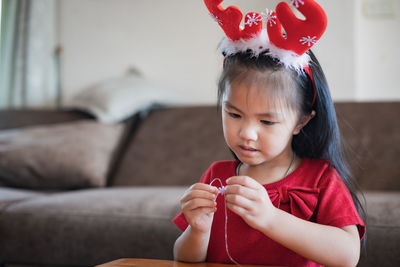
197, 206, 217, 214
225, 193, 253, 212
182, 198, 217, 211
226, 175, 262, 189
226, 202, 248, 217
224, 184, 258, 201
190, 183, 219, 193
180, 189, 217, 204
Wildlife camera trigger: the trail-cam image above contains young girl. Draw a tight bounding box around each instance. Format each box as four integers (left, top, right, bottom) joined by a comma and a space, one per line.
173, 1, 365, 266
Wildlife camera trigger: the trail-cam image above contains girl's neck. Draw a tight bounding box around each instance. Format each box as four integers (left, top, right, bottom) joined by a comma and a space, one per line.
238, 153, 302, 185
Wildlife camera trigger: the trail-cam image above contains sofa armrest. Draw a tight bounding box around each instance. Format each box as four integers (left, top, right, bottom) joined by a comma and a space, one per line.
358, 191, 400, 267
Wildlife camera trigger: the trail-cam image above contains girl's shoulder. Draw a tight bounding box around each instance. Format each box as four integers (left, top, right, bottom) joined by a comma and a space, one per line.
302, 158, 334, 176
265, 158, 339, 190
303, 158, 342, 184
203, 159, 340, 189
297, 157, 337, 176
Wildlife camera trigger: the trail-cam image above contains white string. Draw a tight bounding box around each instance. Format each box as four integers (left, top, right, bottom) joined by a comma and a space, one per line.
208, 156, 295, 265
210, 178, 242, 266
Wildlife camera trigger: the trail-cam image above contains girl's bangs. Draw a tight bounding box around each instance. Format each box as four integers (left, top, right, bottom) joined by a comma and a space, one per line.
224, 65, 301, 118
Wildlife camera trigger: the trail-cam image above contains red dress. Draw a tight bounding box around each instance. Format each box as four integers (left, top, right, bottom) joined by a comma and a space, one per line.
173, 159, 366, 267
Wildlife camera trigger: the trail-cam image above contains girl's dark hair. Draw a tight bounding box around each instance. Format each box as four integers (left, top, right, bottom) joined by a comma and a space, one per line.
218, 50, 366, 249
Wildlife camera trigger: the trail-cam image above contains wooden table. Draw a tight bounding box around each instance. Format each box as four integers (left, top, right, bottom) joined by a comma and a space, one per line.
96, 258, 279, 267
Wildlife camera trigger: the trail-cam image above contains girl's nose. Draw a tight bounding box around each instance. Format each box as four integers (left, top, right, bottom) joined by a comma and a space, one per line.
239, 124, 258, 141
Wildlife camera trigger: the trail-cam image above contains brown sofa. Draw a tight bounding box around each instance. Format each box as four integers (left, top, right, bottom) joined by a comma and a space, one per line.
0, 102, 399, 267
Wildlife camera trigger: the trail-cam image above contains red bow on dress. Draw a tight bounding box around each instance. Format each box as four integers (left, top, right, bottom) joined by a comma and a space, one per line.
268, 186, 320, 220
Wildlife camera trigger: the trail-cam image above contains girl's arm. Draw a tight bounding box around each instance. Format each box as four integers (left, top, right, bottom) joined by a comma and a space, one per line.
265, 209, 360, 266
225, 176, 361, 267
173, 225, 212, 262
173, 183, 218, 262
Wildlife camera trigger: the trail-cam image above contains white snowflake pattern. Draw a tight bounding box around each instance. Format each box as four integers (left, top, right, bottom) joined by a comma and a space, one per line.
290, 0, 305, 8
299, 36, 318, 46
244, 13, 263, 27
209, 13, 222, 25
261, 9, 277, 27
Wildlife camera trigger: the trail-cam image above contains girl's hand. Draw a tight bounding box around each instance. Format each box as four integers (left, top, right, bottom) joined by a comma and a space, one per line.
180, 183, 219, 234
225, 176, 277, 232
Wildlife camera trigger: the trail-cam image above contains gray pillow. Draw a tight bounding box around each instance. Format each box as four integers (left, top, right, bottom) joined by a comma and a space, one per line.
0, 120, 124, 190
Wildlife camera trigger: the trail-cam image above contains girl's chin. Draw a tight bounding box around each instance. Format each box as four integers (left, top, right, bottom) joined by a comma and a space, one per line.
235, 152, 272, 167
236, 155, 264, 166
240, 160, 264, 167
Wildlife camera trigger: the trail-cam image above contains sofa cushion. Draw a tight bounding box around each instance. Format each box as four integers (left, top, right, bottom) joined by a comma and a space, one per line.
0, 187, 185, 266
64, 74, 190, 123
358, 191, 400, 267
0, 121, 124, 190
363, 191, 400, 226
111, 106, 233, 186
0, 187, 44, 211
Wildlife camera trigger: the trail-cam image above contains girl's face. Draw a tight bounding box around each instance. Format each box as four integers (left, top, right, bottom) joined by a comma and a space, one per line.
222, 76, 306, 168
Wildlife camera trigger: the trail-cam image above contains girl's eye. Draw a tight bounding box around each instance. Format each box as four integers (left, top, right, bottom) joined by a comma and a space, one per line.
261, 120, 275, 126
228, 112, 241, 119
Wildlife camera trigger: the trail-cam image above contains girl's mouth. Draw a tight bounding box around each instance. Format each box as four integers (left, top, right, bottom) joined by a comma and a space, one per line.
239, 145, 258, 151
238, 145, 259, 157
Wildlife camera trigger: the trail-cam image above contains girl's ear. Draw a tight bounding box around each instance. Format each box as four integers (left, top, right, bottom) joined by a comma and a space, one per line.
293, 110, 316, 135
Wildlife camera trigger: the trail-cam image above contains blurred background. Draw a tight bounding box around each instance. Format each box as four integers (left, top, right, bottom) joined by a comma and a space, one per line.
1, 0, 399, 110
0, 2, 399, 267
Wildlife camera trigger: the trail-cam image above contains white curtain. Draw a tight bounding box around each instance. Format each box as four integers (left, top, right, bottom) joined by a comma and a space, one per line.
0, 0, 59, 109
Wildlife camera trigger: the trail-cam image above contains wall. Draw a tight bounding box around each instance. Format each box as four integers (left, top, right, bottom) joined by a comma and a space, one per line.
355, 0, 400, 101
58, 0, 400, 104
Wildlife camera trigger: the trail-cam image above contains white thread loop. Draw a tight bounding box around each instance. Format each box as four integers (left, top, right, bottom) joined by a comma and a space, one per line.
210, 178, 241, 266
218, 186, 226, 195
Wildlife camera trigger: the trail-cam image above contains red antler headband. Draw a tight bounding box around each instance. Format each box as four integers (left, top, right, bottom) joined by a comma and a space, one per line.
204, 0, 327, 72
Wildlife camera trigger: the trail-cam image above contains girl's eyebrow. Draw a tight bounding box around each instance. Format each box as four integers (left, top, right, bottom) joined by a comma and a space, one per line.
259, 111, 282, 119
223, 101, 282, 118
223, 101, 242, 113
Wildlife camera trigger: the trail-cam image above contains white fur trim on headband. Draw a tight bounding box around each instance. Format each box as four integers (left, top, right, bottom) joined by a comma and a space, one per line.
220, 29, 311, 73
